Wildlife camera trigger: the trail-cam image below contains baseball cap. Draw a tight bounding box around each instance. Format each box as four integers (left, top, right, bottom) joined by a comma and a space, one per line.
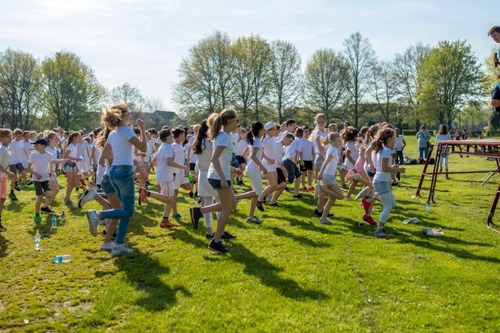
31, 138, 48, 146
264, 122, 277, 130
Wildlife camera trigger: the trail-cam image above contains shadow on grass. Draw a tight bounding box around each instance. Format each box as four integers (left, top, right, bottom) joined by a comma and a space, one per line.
266, 226, 333, 248
113, 250, 192, 311
288, 218, 340, 236
228, 243, 330, 301
395, 229, 500, 263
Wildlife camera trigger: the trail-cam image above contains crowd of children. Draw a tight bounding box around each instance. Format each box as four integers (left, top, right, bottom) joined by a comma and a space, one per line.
0, 104, 412, 255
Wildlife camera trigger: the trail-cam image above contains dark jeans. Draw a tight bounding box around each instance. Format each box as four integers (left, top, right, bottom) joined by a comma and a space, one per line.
395, 150, 404, 165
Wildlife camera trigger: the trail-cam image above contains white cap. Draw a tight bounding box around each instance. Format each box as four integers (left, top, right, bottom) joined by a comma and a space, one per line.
264, 122, 276, 130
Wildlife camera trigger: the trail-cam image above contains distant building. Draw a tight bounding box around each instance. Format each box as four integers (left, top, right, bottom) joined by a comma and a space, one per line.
142, 110, 183, 129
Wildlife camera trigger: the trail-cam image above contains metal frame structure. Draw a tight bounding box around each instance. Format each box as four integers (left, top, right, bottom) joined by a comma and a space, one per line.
415, 140, 500, 233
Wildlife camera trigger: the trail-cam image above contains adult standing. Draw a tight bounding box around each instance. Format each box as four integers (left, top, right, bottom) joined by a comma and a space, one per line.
86, 103, 147, 256
416, 125, 431, 160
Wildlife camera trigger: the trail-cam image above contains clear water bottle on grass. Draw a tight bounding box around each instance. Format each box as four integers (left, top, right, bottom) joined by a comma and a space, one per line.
52, 255, 71, 263
425, 202, 431, 213
51, 215, 57, 231
60, 211, 66, 222
34, 229, 41, 251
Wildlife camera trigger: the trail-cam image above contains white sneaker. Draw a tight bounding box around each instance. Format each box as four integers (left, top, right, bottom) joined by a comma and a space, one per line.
78, 188, 97, 208
99, 218, 108, 226
111, 245, 134, 256
86, 210, 99, 236
355, 186, 372, 200
320, 218, 333, 225
100, 242, 113, 251
314, 183, 321, 199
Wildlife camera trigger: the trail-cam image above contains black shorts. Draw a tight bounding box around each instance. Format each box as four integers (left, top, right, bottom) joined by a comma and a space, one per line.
189, 163, 196, 171
230, 153, 239, 168
34, 180, 51, 196
276, 168, 287, 184
235, 155, 247, 166
300, 160, 313, 172
9, 163, 25, 173
283, 159, 301, 183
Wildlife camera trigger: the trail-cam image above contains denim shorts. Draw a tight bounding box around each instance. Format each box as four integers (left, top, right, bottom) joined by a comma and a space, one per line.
63, 161, 77, 173
373, 181, 391, 195
100, 175, 115, 195
208, 178, 231, 189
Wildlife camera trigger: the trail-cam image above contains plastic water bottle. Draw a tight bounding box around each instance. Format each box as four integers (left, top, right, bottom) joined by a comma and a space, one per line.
80, 154, 85, 160
51, 215, 57, 231
34, 229, 41, 251
60, 211, 66, 222
52, 255, 71, 263
425, 202, 431, 213
188, 173, 194, 184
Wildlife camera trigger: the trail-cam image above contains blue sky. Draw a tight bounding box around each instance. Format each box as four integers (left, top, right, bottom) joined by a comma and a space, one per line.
0, 0, 497, 110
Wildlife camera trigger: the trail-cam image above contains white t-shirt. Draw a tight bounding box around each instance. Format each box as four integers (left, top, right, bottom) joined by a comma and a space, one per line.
187, 135, 197, 164
45, 146, 57, 172
9, 140, 24, 164
284, 138, 302, 161
435, 133, 452, 144
394, 135, 405, 151
29, 151, 52, 182
373, 147, 392, 183
301, 138, 313, 161
172, 142, 185, 176
0, 145, 11, 176
66, 143, 78, 159
275, 140, 284, 164
234, 138, 247, 156
262, 136, 277, 162
313, 129, 327, 157
23, 141, 32, 162
155, 143, 175, 182
344, 140, 359, 170
323, 146, 340, 177
207, 131, 233, 181
107, 126, 136, 166
246, 138, 263, 172
195, 138, 213, 171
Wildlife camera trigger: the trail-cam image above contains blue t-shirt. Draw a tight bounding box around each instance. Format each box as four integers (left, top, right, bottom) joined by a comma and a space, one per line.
492, 83, 500, 112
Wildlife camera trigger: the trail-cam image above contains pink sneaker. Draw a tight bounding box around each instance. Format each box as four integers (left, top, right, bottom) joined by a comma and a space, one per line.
361, 197, 372, 214
362, 214, 377, 225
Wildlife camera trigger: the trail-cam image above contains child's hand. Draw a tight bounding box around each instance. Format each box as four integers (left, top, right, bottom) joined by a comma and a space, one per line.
399, 167, 406, 174
35, 173, 42, 180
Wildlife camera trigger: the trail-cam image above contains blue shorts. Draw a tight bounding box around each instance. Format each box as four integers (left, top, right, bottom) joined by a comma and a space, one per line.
208, 178, 231, 189
373, 181, 391, 195
100, 175, 115, 195
63, 161, 77, 173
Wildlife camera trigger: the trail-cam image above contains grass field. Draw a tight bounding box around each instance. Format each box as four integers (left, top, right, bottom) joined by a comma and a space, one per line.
0, 137, 499, 332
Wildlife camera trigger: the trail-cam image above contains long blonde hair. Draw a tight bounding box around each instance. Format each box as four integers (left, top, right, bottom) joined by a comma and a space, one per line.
207, 109, 237, 140
101, 103, 129, 129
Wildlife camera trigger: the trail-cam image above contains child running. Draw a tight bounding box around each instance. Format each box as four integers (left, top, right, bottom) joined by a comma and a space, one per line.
189, 109, 240, 254
372, 128, 405, 238
317, 132, 344, 224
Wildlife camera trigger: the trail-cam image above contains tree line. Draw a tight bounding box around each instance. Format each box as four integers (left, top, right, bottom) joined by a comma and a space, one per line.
175, 31, 494, 131
1, 31, 495, 132
0, 50, 163, 131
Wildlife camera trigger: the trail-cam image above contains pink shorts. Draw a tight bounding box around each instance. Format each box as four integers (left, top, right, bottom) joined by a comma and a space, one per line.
0, 175, 7, 199
355, 159, 364, 173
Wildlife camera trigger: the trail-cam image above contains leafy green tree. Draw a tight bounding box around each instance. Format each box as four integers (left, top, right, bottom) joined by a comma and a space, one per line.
417, 40, 484, 129
269, 40, 303, 123
0, 48, 41, 129
343, 32, 375, 128
40, 51, 105, 130
174, 31, 235, 122
304, 48, 349, 122
232, 35, 273, 125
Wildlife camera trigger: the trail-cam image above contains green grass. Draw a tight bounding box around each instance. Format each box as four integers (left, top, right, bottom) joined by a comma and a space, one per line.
0, 137, 499, 332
